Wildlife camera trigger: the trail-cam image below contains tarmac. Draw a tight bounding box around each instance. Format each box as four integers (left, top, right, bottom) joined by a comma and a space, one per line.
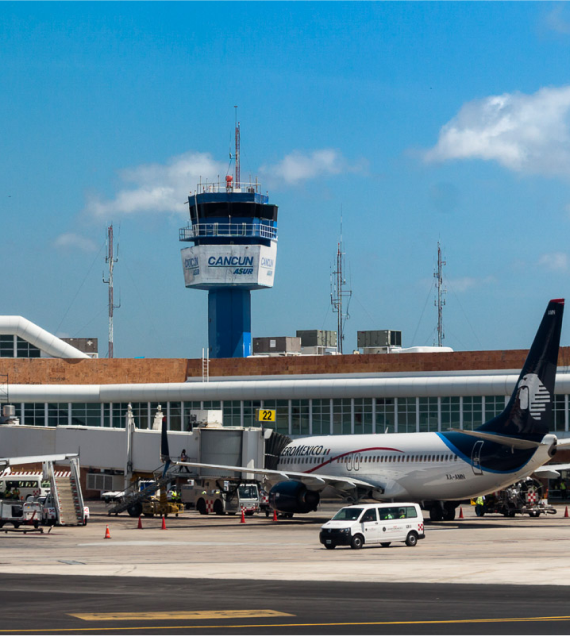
1, 501, 570, 586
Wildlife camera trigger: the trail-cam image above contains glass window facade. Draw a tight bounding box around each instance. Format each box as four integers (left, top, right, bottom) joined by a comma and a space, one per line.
0, 335, 14, 358
16, 337, 40, 358
10, 391, 570, 436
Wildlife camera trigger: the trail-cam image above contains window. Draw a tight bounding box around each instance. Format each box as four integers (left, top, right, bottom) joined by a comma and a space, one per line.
185, 401, 203, 430
375, 398, 395, 434
244, 401, 262, 428
222, 401, 241, 427
485, 396, 505, 421
169, 402, 182, 431
419, 397, 438, 432
354, 398, 373, 434
261, 400, 289, 435
553, 395, 566, 433
441, 397, 460, 429
312, 399, 331, 436
71, 403, 101, 427
291, 400, 309, 436
23, 403, 45, 426
16, 337, 40, 358
48, 403, 68, 427
131, 403, 149, 429
333, 399, 352, 435
463, 397, 483, 430
0, 335, 14, 357
397, 398, 417, 433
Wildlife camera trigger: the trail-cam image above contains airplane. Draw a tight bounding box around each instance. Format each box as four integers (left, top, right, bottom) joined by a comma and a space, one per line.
162, 298, 568, 521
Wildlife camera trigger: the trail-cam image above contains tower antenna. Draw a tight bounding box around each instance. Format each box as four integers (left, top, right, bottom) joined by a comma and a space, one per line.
434, 240, 446, 347
234, 106, 240, 187
331, 212, 352, 354
102, 224, 120, 358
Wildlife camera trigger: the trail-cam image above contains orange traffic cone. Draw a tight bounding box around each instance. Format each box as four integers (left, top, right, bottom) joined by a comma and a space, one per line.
104, 525, 111, 539
137, 516, 143, 529
273, 509, 278, 522
565, 506, 569, 518
161, 515, 167, 530
240, 509, 246, 524
459, 507, 464, 519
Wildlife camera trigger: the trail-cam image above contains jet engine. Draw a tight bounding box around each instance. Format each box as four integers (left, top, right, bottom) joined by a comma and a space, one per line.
269, 480, 320, 514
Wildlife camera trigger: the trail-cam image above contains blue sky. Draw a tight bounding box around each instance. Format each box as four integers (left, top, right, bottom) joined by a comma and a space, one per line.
3, 2, 570, 358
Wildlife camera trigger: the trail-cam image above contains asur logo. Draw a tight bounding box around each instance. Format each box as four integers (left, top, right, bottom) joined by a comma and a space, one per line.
517, 373, 550, 420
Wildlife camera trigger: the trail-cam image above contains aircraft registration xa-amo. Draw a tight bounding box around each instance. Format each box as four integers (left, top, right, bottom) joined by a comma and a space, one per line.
164, 299, 567, 521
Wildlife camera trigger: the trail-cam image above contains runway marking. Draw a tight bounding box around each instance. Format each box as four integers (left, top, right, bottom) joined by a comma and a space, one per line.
5, 614, 570, 632
70, 610, 294, 621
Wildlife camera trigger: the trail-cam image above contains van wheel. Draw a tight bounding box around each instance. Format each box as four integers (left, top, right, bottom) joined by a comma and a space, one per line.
350, 534, 364, 550
197, 499, 208, 515
381, 542, 391, 548
406, 531, 418, 547
324, 544, 336, 550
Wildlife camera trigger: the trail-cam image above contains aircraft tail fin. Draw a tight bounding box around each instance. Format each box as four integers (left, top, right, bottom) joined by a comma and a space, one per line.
478, 299, 564, 440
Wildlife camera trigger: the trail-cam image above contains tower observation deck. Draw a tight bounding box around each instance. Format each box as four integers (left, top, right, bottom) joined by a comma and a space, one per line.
180, 177, 278, 358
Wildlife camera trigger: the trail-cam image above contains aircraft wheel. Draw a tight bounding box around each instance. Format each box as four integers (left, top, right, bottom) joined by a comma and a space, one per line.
430, 507, 443, 521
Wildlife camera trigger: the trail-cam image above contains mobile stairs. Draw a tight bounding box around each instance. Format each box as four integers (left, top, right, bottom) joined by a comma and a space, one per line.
108, 470, 173, 517
47, 457, 86, 526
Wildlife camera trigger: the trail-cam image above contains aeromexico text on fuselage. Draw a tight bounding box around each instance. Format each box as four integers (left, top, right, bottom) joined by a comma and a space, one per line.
277, 433, 537, 475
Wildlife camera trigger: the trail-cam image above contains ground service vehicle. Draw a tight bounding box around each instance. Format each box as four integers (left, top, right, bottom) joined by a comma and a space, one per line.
474, 478, 556, 517
181, 480, 260, 515
320, 503, 425, 550
0, 475, 50, 501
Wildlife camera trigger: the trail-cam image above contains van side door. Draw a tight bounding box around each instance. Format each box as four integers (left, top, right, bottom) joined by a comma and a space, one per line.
360, 507, 380, 544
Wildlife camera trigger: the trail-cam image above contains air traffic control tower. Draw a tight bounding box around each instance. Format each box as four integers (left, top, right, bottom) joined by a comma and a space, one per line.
180, 129, 278, 358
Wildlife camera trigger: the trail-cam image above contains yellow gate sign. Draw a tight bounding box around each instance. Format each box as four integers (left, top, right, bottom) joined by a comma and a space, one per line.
256, 409, 276, 423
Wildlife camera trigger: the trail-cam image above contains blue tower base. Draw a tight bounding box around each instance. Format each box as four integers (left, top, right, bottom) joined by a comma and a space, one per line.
208, 289, 252, 358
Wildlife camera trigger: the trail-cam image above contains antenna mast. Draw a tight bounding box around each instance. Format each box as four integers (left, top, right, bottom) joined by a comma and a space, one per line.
234, 106, 240, 187
103, 224, 120, 358
434, 241, 446, 347
331, 216, 352, 354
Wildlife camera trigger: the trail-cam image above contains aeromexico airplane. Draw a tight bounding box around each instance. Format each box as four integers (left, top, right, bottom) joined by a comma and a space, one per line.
164, 299, 568, 521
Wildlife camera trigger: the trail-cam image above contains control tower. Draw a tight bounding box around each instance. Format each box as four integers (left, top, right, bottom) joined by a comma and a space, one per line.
180, 126, 278, 358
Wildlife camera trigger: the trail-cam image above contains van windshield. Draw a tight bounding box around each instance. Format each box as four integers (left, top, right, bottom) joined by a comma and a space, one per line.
332, 507, 363, 521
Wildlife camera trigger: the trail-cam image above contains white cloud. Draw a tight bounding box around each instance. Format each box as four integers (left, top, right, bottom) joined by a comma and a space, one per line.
53, 233, 98, 252
538, 252, 568, 272
446, 276, 495, 293
260, 149, 364, 186
544, 6, 570, 35
85, 152, 226, 218
424, 86, 570, 177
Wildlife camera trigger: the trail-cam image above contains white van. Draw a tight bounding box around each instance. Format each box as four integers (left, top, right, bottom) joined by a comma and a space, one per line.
319, 503, 425, 550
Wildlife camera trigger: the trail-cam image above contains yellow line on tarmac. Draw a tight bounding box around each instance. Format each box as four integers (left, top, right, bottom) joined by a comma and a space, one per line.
71, 610, 294, 621
4, 615, 570, 633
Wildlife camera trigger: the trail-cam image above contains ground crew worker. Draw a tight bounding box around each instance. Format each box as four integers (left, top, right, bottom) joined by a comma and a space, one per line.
475, 495, 485, 516
399, 509, 406, 519
12, 487, 20, 501
560, 481, 567, 499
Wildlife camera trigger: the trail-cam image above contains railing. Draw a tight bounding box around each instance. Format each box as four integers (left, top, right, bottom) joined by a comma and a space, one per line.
179, 222, 278, 242
194, 180, 263, 195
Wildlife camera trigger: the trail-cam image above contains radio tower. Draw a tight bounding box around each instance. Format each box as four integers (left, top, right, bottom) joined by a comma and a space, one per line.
434, 241, 446, 347
234, 106, 240, 186
331, 217, 352, 354
103, 225, 120, 358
